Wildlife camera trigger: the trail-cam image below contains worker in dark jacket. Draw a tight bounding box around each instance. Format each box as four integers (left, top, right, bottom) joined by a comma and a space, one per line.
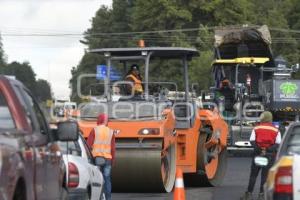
87, 113, 115, 200
241, 111, 281, 200
125, 64, 143, 95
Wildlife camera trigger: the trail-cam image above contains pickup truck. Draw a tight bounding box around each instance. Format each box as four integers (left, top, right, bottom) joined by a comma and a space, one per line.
0, 75, 78, 200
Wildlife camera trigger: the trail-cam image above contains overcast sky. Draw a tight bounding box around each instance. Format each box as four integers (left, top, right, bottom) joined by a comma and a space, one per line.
0, 0, 112, 99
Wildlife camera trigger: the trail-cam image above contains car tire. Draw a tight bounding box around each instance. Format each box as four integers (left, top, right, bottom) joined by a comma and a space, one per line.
100, 193, 106, 200
13, 188, 26, 200
60, 188, 68, 200
83, 192, 90, 200
13, 180, 26, 200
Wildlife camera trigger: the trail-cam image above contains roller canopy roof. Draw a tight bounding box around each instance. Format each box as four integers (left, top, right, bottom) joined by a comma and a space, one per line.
89, 47, 199, 58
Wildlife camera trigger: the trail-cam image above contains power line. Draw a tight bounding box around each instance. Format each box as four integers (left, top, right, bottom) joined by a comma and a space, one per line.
2, 25, 300, 37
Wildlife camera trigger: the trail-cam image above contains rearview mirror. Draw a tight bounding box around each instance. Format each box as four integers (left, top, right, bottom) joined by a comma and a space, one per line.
56, 121, 79, 142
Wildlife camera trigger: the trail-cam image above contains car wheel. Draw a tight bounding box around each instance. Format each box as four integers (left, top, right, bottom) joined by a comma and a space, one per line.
13, 188, 26, 200
13, 180, 26, 200
100, 193, 106, 200
83, 192, 90, 200
60, 188, 68, 200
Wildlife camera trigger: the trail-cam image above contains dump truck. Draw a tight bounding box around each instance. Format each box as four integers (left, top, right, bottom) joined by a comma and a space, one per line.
77, 47, 228, 192
202, 25, 300, 150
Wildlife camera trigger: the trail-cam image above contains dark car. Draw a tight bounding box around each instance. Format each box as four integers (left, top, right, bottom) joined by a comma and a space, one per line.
0, 75, 78, 200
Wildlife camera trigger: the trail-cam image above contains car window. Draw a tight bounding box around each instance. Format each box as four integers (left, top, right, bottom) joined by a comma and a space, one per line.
80, 136, 94, 163
12, 85, 34, 129
286, 126, 300, 154
21, 89, 49, 135
58, 141, 82, 156
0, 91, 15, 129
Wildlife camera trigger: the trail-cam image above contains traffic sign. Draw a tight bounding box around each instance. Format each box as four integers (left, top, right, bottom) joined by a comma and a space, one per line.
96, 65, 121, 80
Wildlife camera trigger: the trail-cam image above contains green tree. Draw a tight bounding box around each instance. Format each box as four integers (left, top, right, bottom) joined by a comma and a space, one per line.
132, 0, 192, 47
69, 53, 104, 102
35, 79, 52, 102
0, 34, 6, 68
70, 0, 300, 100
4, 61, 37, 92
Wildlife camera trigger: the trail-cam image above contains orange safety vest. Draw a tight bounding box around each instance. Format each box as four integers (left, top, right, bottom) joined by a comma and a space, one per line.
92, 125, 113, 159
126, 74, 143, 93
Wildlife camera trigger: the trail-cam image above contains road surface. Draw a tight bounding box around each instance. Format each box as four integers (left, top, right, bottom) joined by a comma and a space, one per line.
112, 155, 263, 200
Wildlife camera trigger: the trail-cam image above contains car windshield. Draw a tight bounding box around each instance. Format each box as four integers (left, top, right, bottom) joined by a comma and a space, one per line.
57, 140, 81, 156
79, 101, 170, 121
286, 126, 300, 155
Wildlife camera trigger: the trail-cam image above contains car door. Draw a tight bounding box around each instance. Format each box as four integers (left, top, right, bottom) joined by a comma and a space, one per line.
18, 87, 62, 200
11, 85, 45, 199
0, 89, 35, 200
79, 136, 103, 199
294, 154, 300, 200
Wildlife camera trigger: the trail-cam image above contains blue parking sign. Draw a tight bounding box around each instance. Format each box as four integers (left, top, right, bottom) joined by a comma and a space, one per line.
96, 65, 121, 80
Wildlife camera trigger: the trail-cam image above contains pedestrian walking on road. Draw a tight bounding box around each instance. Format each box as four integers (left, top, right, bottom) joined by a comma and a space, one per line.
87, 113, 115, 200
240, 111, 281, 200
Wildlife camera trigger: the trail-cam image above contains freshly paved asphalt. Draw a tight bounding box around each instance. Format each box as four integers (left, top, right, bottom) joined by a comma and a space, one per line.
112, 154, 263, 200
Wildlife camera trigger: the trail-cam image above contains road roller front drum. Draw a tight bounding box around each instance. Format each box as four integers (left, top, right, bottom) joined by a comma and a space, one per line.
112, 139, 176, 192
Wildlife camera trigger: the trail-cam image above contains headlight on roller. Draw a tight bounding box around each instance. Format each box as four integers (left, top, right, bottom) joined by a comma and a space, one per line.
138, 128, 160, 135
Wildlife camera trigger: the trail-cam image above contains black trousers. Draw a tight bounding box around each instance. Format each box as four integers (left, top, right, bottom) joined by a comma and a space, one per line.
247, 157, 274, 193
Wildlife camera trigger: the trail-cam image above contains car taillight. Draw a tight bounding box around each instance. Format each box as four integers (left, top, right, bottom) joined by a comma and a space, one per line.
275, 166, 293, 194
68, 162, 79, 188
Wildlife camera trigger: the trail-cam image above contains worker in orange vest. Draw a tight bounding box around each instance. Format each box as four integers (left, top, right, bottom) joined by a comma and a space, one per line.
125, 64, 144, 95
87, 113, 115, 200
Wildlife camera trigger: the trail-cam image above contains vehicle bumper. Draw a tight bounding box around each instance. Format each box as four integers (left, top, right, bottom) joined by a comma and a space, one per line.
227, 146, 253, 151
68, 188, 88, 200
273, 193, 293, 200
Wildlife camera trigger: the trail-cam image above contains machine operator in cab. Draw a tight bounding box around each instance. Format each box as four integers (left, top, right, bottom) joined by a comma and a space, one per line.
241, 111, 281, 200
125, 64, 144, 95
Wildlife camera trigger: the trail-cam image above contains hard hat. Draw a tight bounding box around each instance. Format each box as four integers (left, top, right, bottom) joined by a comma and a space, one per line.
130, 64, 140, 71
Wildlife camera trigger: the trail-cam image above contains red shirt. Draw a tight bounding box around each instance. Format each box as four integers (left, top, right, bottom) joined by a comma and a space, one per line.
87, 128, 116, 161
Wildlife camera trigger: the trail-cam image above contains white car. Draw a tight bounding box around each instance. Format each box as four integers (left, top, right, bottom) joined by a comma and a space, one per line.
265, 122, 300, 200
58, 134, 105, 200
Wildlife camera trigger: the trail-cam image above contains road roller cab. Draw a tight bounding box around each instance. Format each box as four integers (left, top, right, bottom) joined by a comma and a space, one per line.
77, 47, 229, 192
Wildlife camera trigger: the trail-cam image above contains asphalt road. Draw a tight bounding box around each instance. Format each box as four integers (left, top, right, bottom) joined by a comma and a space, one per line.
112, 155, 263, 200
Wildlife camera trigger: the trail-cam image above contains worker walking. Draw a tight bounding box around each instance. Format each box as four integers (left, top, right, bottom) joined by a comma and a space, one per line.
125, 64, 143, 95
240, 111, 281, 200
87, 113, 115, 200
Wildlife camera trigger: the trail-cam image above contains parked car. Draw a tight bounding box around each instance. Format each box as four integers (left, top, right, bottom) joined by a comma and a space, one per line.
265, 122, 300, 200
0, 75, 78, 200
57, 133, 105, 200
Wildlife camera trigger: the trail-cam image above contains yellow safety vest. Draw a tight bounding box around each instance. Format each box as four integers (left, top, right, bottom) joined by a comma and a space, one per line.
126, 74, 143, 93
92, 125, 113, 159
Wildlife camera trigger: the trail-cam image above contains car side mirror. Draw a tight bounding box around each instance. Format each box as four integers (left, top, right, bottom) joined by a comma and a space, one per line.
292, 63, 300, 72
68, 147, 82, 156
56, 121, 79, 142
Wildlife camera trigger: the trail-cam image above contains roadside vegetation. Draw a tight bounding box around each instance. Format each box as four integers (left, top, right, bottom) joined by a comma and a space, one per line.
70, 0, 300, 102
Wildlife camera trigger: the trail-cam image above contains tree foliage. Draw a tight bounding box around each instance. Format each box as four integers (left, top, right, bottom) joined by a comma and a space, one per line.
0, 60, 52, 102
70, 0, 300, 101
0, 34, 5, 67
5, 61, 37, 92
35, 79, 52, 102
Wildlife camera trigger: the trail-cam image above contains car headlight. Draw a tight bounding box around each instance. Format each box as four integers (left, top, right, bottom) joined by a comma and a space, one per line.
138, 128, 160, 135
